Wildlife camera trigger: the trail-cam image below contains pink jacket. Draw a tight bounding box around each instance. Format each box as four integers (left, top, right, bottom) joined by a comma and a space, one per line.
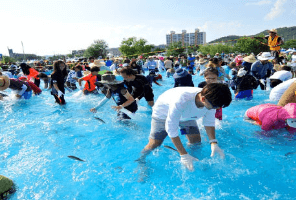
246, 103, 296, 133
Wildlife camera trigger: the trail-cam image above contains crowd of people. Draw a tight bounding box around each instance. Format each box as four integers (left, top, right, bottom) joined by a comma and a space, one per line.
1, 28, 296, 197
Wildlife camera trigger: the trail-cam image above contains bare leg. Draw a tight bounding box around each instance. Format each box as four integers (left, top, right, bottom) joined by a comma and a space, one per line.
186, 134, 201, 145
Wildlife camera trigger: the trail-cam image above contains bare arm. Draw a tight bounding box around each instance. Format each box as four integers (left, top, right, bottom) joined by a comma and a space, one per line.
205, 126, 215, 140
171, 136, 187, 155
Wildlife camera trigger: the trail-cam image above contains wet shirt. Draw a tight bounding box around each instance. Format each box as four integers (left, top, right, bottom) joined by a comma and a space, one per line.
124, 75, 151, 99
9, 79, 32, 95
51, 72, 65, 93
152, 87, 215, 138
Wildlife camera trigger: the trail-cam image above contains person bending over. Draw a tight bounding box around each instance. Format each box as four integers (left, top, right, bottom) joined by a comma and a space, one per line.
141, 83, 232, 171
120, 67, 155, 107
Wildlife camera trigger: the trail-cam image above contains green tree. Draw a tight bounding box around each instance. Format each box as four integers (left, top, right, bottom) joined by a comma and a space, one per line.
119, 37, 154, 57
1, 56, 16, 64
84, 39, 108, 58
165, 41, 185, 57
281, 39, 296, 49
233, 35, 269, 55
186, 45, 199, 55
67, 54, 74, 58
198, 44, 234, 56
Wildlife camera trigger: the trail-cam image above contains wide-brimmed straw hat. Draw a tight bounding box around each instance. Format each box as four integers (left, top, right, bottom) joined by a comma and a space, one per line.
268, 29, 277, 34
258, 52, 275, 61
197, 58, 208, 64
173, 68, 188, 78
243, 54, 257, 63
98, 74, 123, 85
0, 75, 10, 91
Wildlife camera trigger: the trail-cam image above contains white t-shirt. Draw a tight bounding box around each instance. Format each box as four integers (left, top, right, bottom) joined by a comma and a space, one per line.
269, 70, 292, 82
152, 87, 216, 138
269, 78, 296, 101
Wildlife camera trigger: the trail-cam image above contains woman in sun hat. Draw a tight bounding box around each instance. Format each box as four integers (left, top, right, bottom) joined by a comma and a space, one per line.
0, 72, 32, 100
234, 55, 243, 66
173, 68, 194, 87
90, 73, 137, 120
251, 52, 275, 90
242, 54, 257, 75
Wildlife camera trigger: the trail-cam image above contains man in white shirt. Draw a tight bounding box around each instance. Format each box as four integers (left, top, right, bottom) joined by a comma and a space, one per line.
142, 83, 232, 170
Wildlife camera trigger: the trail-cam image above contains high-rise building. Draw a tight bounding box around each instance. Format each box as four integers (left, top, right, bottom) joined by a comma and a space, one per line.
166, 28, 206, 46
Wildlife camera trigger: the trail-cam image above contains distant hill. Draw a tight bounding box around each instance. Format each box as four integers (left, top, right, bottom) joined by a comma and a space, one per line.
209, 26, 296, 44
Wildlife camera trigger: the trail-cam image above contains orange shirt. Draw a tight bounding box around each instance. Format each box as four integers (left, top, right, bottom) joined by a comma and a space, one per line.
82, 74, 97, 91
27, 68, 40, 80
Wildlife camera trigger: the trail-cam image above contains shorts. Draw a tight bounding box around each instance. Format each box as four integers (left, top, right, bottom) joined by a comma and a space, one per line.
144, 85, 154, 102
149, 118, 200, 141
235, 89, 253, 100
22, 91, 32, 99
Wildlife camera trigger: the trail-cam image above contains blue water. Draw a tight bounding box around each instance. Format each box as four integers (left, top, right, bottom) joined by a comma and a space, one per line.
1, 71, 296, 200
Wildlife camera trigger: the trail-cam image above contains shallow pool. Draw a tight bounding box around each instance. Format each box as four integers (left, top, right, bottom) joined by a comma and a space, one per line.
1, 71, 296, 199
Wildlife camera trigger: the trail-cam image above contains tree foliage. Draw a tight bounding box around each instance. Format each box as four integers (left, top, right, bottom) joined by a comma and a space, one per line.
233, 35, 269, 55
119, 37, 154, 57
198, 44, 234, 56
83, 39, 108, 58
1, 56, 16, 64
165, 41, 185, 57
281, 39, 296, 49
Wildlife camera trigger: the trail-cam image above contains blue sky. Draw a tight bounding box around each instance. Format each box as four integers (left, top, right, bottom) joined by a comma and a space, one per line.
0, 0, 295, 56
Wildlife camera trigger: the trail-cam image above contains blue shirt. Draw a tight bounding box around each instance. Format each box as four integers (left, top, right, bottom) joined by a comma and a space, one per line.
105, 60, 113, 67
251, 60, 274, 79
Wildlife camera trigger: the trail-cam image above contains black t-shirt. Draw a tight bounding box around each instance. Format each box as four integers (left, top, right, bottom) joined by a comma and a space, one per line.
124, 75, 150, 99
174, 74, 194, 87
51, 72, 65, 93
197, 81, 207, 88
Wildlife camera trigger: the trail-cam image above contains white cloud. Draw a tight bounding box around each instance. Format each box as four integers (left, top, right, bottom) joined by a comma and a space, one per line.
246, 0, 272, 6
264, 0, 287, 20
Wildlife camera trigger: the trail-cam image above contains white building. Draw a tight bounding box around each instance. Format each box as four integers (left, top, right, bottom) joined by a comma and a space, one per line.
166, 28, 206, 46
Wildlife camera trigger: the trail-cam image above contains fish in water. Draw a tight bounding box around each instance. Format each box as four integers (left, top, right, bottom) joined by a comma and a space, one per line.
94, 117, 105, 123
285, 152, 296, 156
68, 155, 85, 162
164, 145, 178, 152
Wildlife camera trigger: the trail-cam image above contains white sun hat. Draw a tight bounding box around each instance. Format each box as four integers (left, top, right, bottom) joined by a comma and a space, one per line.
257, 52, 275, 61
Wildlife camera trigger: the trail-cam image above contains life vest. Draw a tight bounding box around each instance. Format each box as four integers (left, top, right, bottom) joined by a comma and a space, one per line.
27, 68, 40, 80
268, 35, 280, 51
82, 74, 97, 91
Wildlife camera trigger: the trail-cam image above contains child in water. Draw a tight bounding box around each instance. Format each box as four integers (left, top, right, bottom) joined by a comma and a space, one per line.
90, 73, 138, 120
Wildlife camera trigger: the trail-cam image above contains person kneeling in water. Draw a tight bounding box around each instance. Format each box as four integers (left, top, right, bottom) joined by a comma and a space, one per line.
0, 73, 32, 100
90, 73, 138, 120
141, 83, 232, 171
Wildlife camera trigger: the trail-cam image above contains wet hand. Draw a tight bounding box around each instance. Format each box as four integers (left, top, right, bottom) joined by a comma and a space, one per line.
112, 105, 122, 112
15, 94, 22, 98
180, 154, 199, 171
210, 143, 225, 159
58, 90, 64, 97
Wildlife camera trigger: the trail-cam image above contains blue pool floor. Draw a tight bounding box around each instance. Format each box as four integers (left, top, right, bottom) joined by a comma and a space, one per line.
0, 71, 296, 199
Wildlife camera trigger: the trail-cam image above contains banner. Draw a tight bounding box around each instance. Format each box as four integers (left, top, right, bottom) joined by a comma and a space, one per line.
0, 54, 2, 59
